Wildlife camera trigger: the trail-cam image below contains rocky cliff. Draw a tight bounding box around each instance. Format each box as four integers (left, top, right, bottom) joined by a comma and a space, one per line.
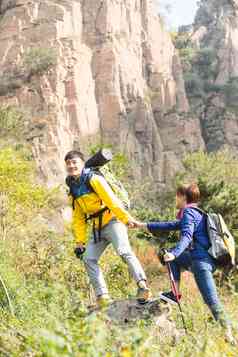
188, 0, 238, 152
0, 0, 205, 185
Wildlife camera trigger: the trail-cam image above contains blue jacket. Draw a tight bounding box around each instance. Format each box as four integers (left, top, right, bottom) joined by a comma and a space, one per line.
147, 207, 211, 259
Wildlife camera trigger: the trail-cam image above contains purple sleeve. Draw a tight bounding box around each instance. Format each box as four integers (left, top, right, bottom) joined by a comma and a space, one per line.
170, 210, 195, 257
147, 220, 181, 235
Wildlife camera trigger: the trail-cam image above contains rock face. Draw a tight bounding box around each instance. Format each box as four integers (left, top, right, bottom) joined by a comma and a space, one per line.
0, 0, 205, 185
191, 0, 238, 152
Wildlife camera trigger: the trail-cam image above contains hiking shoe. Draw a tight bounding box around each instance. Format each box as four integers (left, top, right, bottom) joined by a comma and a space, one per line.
96, 294, 112, 309
225, 328, 237, 345
137, 287, 153, 304
159, 291, 181, 305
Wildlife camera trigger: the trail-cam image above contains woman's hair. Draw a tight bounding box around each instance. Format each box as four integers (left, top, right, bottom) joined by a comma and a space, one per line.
176, 183, 200, 204
64, 150, 85, 162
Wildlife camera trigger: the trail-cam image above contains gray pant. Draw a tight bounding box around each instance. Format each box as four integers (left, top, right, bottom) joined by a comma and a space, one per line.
83, 219, 147, 297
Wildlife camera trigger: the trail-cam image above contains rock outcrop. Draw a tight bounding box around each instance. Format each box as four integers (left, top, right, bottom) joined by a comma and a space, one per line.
0, 0, 204, 186
91, 298, 181, 343
190, 0, 238, 152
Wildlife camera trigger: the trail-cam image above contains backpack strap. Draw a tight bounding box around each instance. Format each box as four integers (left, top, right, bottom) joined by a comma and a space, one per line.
67, 168, 110, 244
84, 168, 104, 192
186, 206, 211, 251
188, 206, 207, 216
84, 169, 111, 243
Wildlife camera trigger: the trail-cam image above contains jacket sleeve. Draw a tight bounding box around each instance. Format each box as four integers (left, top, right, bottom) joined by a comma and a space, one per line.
147, 220, 181, 235
89, 174, 133, 225
170, 209, 195, 257
71, 199, 88, 245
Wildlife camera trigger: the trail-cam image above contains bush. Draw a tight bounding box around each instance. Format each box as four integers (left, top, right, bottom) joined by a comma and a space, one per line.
0, 71, 24, 96
224, 77, 238, 108
192, 47, 218, 80
0, 146, 51, 234
184, 72, 204, 98
203, 82, 225, 93
177, 150, 238, 229
0, 106, 25, 137
23, 47, 57, 76
193, 47, 216, 67
173, 31, 219, 99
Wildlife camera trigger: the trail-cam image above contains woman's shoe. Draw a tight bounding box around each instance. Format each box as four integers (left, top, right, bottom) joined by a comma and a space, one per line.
159, 291, 181, 305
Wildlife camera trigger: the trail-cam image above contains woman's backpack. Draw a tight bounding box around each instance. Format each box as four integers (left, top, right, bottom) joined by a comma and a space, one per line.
193, 208, 236, 268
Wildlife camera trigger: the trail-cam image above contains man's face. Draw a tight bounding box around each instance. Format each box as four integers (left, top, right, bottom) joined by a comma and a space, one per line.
65, 157, 84, 177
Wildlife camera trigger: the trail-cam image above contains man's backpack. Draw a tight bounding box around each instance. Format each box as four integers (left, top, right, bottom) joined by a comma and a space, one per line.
65, 150, 130, 243
193, 208, 236, 268
66, 166, 130, 210
66, 148, 130, 208
99, 165, 130, 209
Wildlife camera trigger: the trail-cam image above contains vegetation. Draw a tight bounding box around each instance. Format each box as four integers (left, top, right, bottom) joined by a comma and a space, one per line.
172, 29, 238, 115
0, 145, 237, 355
0, 71, 24, 97
0, 108, 237, 355
0, 106, 25, 137
224, 77, 238, 109
172, 29, 220, 101
0, 47, 57, 97
23, 48, 57, 77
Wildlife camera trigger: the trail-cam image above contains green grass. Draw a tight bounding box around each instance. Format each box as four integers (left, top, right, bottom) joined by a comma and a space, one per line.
0, 143, 237, 356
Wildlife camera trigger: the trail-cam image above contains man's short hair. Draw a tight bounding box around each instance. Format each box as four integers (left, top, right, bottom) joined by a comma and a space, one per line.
64, 150, 85, 162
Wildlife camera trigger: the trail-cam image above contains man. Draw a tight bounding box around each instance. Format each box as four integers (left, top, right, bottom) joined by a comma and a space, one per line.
65, 150, 152, 307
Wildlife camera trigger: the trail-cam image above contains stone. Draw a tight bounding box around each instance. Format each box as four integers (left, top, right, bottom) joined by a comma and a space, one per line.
191, 0, 238, 153
0, 0, 204, 186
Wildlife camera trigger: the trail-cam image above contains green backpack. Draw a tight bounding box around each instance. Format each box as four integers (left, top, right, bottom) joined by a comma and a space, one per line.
66, 148, 130, 212
99, 165, 130, 209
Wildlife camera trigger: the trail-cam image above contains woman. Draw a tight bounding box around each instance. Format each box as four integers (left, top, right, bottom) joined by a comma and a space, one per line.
135, 183, 235, 343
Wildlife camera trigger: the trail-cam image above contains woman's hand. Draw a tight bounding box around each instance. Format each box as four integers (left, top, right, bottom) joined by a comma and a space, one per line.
163, 252, 175, 262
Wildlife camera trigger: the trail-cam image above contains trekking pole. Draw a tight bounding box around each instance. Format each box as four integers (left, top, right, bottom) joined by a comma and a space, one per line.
162, 249, 188, 333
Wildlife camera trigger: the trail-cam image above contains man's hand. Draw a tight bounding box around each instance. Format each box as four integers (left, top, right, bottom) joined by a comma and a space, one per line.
127, 219, 147, 229
74, 244, 86, 259
163, 252, 175, 262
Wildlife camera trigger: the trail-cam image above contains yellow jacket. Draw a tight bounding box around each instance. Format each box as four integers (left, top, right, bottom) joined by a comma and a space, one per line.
71, 174, 133, 244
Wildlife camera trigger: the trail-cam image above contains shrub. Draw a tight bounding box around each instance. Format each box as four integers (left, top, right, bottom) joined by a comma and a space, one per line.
176, 150, 238, 229
192, 47, 218, 80
193, 47, 216, 67
0, 146, 51, 234
184, 72, 204, 98
0, 106, 25, 137
224, 77, 238, 108
0, 71, 24, 96
203, 82, 225, 93
23, 47, 57, 76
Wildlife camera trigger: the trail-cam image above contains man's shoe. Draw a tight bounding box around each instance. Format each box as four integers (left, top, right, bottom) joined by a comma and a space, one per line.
96, 294, 112, 308
159, 291, 181, 305
225, 327, 237, 345
137, 287, 153, 304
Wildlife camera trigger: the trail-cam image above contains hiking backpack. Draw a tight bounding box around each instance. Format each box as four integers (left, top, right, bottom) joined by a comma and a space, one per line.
65, 150, 130, 242
193, 208, 236, 268
66, 166, 130, 211
66, 148, 130, 209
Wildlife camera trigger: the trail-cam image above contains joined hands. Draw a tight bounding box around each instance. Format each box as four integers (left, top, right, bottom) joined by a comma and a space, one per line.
127, 219, 146, 229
